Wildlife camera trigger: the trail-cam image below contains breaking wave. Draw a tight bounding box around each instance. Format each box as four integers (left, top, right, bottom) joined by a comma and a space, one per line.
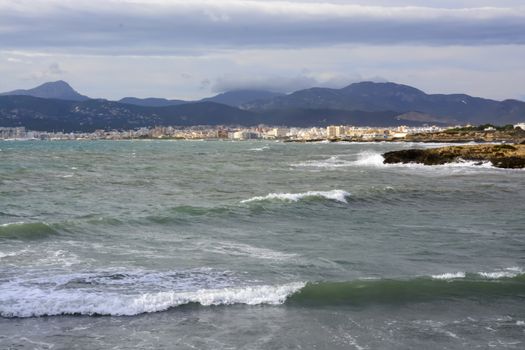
241, 190, 351, 204
0, 268, 305, 317
292, 156, 353, 168
293, 151, 513, 170
249, 146, 270, 151
352, 151, 386, 167
431, 272, 466, 280
1, 268, 524, 318
291, 152, 386, 168
432, 268, 524, 280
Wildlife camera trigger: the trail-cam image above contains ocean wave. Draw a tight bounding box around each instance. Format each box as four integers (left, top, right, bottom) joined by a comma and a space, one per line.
352, 151, 386, 167
0, 251, 19, 259
0, 283, 305, 317
431, 272, 466, 280
0, 268, 304, 317
291, 152, 386, 169
292, 155, 354, 168
145, 205, 234, 225
292, 151, 523, 171
478, 266, 524, 279
167, 205, 232, 217
249, 146, 270, 151
2, 268, 524, 318
432, 267, 524, 280
0, 249, 29, 260
198, 241, 298, 261
0, 222, 59, 240
287, 273, 525, 306
241, 190, 351, 204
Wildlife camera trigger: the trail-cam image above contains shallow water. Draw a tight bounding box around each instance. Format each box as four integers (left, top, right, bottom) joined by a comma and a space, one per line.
1, 140, 524, 349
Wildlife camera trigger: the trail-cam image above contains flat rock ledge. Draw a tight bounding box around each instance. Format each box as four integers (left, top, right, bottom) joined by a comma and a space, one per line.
383, 144, 525, 169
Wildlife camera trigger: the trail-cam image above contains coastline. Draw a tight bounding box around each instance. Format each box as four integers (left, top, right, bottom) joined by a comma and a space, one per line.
383, 144, 525, 169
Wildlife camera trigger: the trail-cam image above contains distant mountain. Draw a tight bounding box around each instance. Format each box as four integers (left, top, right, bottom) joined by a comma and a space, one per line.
245, 81, 525, 124
118, 97, 187, 107
1, 80, 524, 131
0, 81, 90, 101
201, 90, 285, 107
0, 95, 430, 132
249, 108, 423, 127
0, 96, 258, 132
118, 90, 284, 108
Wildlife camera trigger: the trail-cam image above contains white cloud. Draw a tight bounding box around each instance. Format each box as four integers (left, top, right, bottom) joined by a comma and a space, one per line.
211, 72, 369, 93
0, 0, 524, 55
0, 1, 523, 101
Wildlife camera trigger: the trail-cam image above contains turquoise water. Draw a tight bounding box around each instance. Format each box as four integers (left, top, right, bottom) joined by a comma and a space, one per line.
1, 140, 524, 349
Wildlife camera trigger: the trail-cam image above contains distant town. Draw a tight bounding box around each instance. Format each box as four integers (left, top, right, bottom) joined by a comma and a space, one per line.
2, 123, 525, 142
0, 125, 442, 141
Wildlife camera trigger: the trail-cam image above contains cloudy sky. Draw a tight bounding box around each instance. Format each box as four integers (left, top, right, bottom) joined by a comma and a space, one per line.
0, 0, 524, 100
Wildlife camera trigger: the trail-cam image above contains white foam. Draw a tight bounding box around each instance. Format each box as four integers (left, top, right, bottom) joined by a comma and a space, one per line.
0, 276, 305, 317
0, 221, 26, 227
200, 241, 298, 261
352, 151, 385, 167
478, 267, 523, 279
0, 249, 28, 260
249, 146, 270, 151
292, 151, 518, 172
517, 321, 525, 326
36, 250, 81, 267
431, 272, 466, 280
292, 156, 353, 168
0, 252, 17, 259
241, 190, 351, 204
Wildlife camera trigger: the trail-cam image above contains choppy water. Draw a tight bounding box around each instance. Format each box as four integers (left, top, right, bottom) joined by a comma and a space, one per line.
1, 140, 524, 349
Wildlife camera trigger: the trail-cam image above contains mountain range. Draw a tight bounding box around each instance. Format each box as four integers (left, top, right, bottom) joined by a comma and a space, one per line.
0, 80, 524, 132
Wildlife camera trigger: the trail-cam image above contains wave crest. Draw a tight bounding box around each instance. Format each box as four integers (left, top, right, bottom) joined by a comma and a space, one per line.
0, 281, 305, 318
2, 267, 524, 318
0, 222, 58, 240
241, 190, 351, 204
288, 272, 525, 306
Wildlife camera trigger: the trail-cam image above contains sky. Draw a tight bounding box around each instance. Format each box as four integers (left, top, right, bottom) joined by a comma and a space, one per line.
0, 0, 524, 101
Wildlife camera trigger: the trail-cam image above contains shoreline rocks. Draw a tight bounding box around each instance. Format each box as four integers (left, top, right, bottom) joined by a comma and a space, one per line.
383, 144, 525, 169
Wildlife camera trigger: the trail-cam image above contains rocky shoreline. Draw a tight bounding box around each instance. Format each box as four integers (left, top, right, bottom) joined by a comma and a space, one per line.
383, 144, 525, 169
405, 128, 525, 144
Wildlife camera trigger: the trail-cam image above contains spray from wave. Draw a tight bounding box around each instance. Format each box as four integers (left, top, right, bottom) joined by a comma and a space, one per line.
0, 268, 305, 317
241, 190, 351, 204
292, 152, 385, 168
293, 151, 510, 170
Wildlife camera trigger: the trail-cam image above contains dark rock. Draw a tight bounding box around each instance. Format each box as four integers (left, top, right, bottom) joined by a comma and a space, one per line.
383, 144, 525, 169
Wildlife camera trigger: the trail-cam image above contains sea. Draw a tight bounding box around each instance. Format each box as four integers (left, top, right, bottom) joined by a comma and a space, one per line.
1, 140, 524, 349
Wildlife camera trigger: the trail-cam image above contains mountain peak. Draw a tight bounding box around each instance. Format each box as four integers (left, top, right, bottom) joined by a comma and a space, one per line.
40, 80, 71, 88
0, 80, 90, 101
343, 81, 425, 95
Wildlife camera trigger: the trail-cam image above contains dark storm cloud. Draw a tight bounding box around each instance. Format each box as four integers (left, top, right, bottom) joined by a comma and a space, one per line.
0, 1, 524, 54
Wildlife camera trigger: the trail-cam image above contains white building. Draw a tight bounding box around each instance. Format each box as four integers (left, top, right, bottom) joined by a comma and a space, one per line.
230, 130, 260, 140
326, 125, 346, 138
514, 123, 525, 130
266, 128, 289, 138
